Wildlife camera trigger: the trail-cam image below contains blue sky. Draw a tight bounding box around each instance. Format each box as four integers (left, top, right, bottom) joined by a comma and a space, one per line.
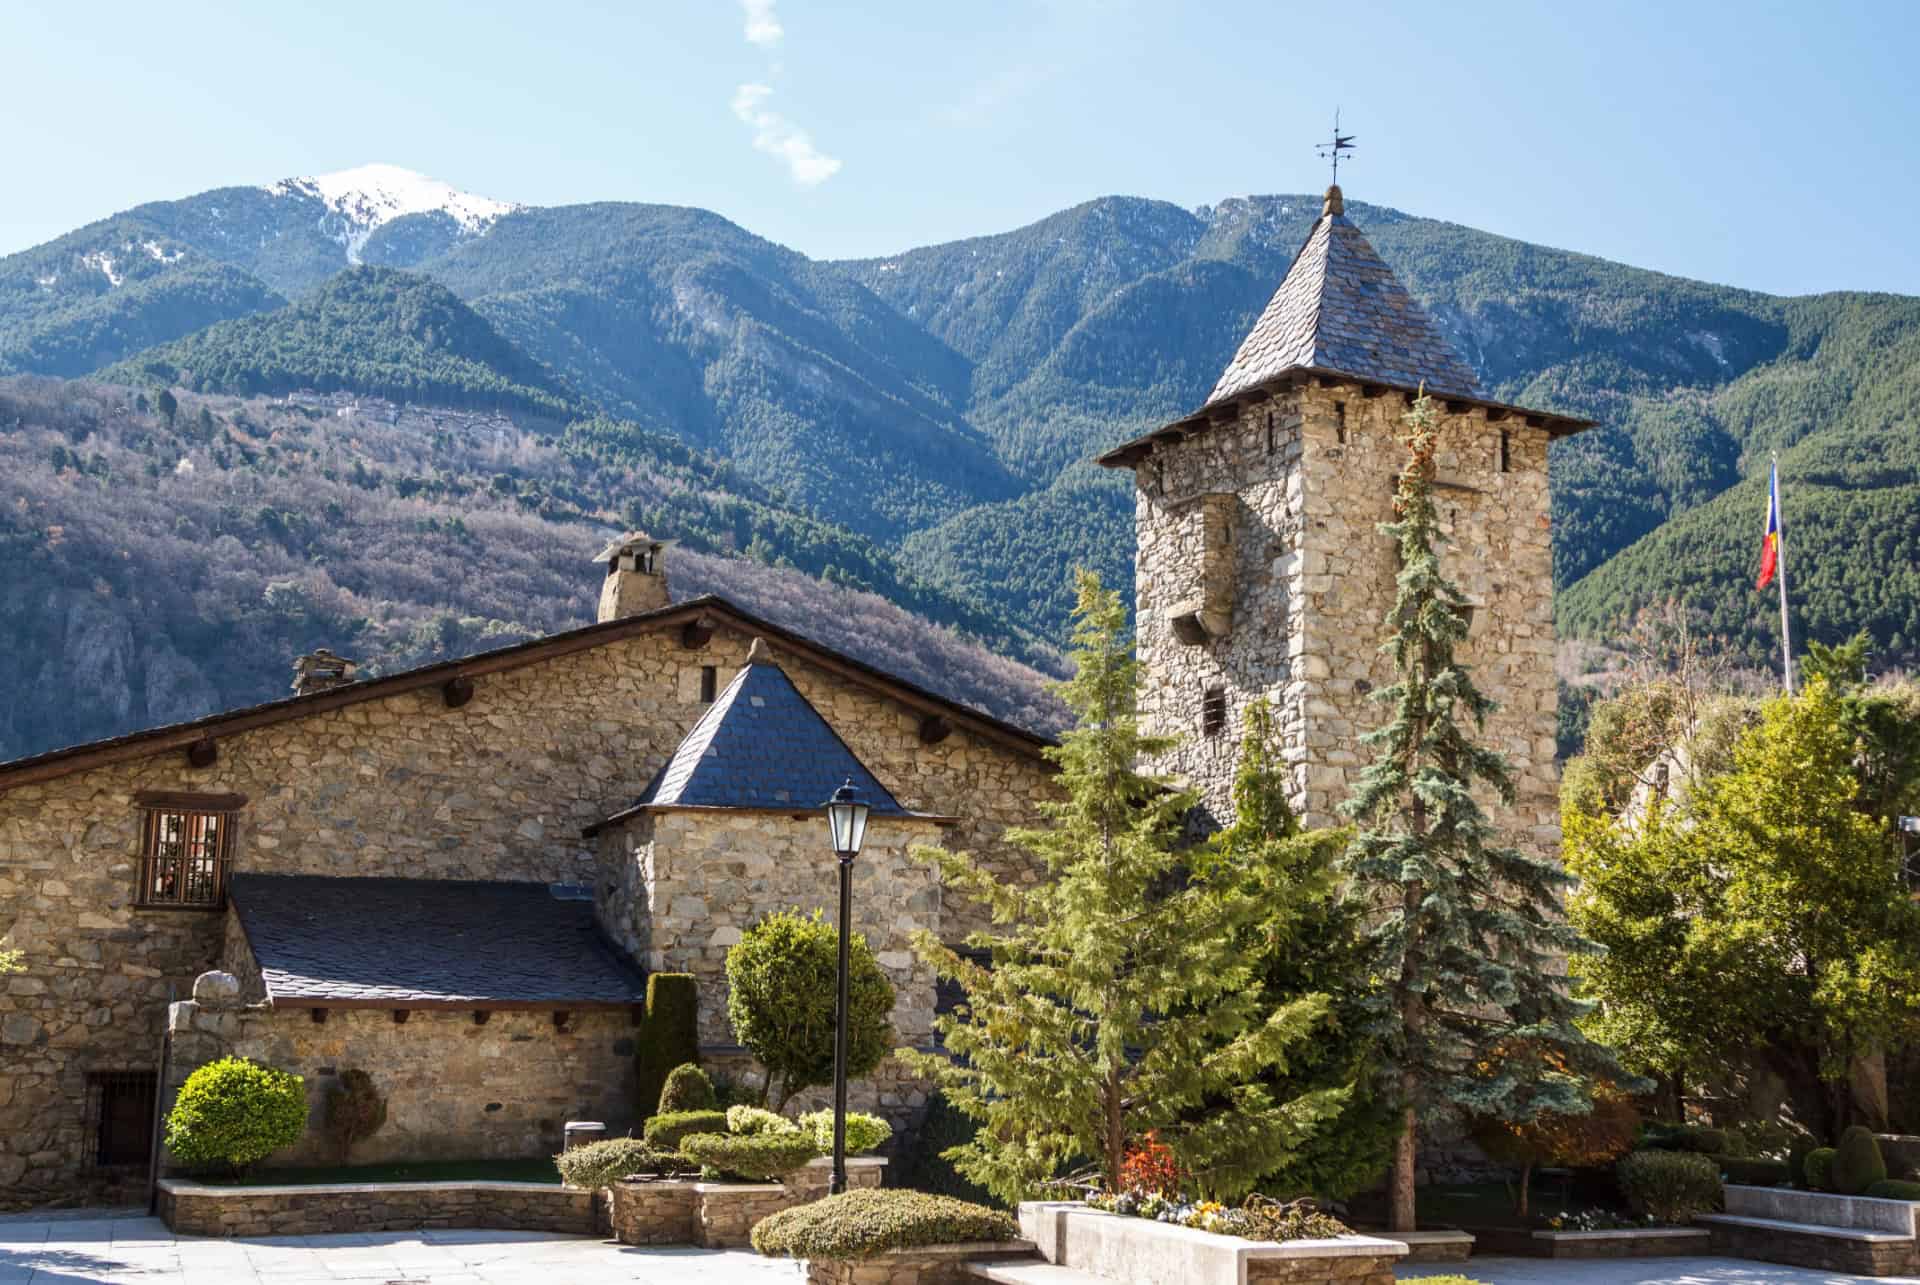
4, 0, 1916, 295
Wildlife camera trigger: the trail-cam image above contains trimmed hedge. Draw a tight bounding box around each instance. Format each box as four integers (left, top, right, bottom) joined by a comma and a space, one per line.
555, 1137, 683, 1189
1617, 1150, 1722, 1223
1718, 1156, 1791, 1187
636, 975, 699, 1120
893, 1090, 994, 1205
644, 1110, 730, 1150
1833, 1126, 1888, 1196
751, 1188, 1017, 1260
728, 1105, 799, 1136
1866, 1179, 1920, 1200
164, 1057, 308, 1173
798, 1109, 892, 1156
1805, 1147, 1838, 1192
680, 1131, 819, 1181
1642, 1123, 1728, 1155
659, 1063, 717, 1114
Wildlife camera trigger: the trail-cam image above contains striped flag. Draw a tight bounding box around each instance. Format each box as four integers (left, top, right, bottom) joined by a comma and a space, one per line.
1756, 460, 1782, 591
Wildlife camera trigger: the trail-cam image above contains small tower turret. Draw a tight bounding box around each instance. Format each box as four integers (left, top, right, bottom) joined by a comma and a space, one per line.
594, 533, 671, 622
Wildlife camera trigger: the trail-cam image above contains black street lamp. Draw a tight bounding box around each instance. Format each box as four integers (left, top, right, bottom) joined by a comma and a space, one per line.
823, 778, 870, 1196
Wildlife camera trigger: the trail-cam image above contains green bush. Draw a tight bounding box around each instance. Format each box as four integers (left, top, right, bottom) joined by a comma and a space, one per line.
1788, 1137, 1817, 1186
1805, 1147, 1838, 1191
1866, 1179, 1920, 1201
726, 910, 895, 1110
1616, 1150, 1722, 1223
636, 975, 699, 1120
797, 1109, 892, 1156
554, 1137, 684, 1189
659, 1063, 716, 1114
643, 1110, 730, 1150
1642, 1123, 1728, 1154
164, 1057, 308, 1174
1718, 1156, 1791, 1187
322, 1069, 386, 1163
727, 1105, 799, 1136
751, 1188, 1017, 1260
680, 1130, 819, 1181
1833, 1126, 1888, 1195
892, 1090, 995, 1205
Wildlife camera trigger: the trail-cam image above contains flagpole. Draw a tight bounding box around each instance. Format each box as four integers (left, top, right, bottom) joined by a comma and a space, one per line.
1774, 452, 1795, 694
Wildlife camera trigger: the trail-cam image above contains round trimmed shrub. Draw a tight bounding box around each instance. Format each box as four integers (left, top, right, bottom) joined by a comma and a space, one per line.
680, 1130, 819, 1181
1805, 1147, 1838, 1192
554, 1137, 683, 1189
728, 1105, 800, 1136
725, 909, 895, 1110
1788, 1136, 1817, 1187
1833, 1126, 1888, 1196
1616, 1150, 1722, 1223
1867, 1179, 1920, 1201
164, 1056, 308, 1174
659, 1063, 716, 1114
797, 1108, 892, 1156
751, 1188, 1017, 1260
643, 1109, 730, 1151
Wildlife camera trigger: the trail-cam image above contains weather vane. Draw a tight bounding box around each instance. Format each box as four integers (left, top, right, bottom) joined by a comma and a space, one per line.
1317, 110, 1356, 186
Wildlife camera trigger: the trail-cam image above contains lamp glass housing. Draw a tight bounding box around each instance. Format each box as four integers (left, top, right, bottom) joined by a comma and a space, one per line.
826, 781, 870, 858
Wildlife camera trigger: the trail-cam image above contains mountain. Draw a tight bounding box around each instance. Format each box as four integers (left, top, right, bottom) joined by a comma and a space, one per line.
0, 376, 1063, 762
3, 167, 1919, 735
99, 266, 582, 420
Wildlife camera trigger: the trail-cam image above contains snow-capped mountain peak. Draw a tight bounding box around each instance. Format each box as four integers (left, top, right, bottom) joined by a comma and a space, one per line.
263, 163, 517, 263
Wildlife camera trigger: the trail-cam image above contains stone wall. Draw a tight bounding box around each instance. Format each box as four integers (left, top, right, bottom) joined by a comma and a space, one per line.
165, 995, 638, 1168
1132, 382, 1559, 856
803, 1243, 1039, 1285
608, 1158, 885, 1250
1707, 1220, 1918, 1277
0, 617, 1052, 1196
157, 1178, 597, 1238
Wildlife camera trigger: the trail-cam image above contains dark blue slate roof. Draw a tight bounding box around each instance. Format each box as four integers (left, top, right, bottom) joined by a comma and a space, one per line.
229, 874, 648, 1007
629, 652, 907, 816
1209, 189, 1485, 405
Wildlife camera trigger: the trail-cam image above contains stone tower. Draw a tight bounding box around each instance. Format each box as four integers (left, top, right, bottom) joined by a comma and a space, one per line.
1098, 185, 1591, 855
594, 532, 671, 622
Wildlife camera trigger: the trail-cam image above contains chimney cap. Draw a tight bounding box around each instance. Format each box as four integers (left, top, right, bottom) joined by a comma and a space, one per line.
745, 637, 772, 667
1323, 185, 1344, 217
591, 532, 672, 565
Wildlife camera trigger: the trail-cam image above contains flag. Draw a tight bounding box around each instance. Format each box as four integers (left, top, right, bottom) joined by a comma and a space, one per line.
1756, 461, 1781, 590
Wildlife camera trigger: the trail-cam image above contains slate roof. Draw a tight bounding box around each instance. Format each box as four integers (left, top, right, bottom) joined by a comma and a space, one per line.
610, 648, 910, 821
1208, 187, 1486, 405
228, 874, 648, 1008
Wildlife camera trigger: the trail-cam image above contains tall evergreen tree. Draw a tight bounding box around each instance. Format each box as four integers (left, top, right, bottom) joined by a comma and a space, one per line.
1340, 392, 1624, 1231
903, 571, 1345, 1204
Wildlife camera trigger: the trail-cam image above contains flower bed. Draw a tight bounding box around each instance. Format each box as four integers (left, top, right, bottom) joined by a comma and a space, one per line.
1020, 1201, 1408, 1285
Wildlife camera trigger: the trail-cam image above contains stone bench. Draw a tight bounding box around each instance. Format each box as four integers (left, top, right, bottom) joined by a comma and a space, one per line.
1379, 1229, 1473, 1262
1699, 1213, 1919, 1277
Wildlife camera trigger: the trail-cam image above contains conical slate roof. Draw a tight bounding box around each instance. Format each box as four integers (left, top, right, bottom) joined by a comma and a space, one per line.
1208, 186, 1484, 405
630, 641, 908, 815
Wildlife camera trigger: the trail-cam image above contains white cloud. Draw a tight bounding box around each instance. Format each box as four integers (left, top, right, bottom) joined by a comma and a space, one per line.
731, 83, 842, 187
740, 0, 783, 48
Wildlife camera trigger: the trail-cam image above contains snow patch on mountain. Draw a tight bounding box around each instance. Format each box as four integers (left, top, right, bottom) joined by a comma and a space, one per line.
262, 163, 517, 265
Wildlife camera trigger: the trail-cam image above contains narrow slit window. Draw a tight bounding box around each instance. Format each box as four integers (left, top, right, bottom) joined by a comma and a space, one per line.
1334, 401, 1348, 444
1265, 412, 1275, 455
1499, 429, 1512, 473
699, 665, 718, 704
1202, 686, 1227, 738
137, 807, 233, 908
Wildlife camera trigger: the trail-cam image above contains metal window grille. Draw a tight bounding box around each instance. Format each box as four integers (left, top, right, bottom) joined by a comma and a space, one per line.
82, 1070, 157, 1171
137, 808, 232, 908
1202, 686, 1227, 738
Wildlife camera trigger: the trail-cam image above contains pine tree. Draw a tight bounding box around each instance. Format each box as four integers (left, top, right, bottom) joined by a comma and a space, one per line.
1340, 392, 1625, 1231
903, 571, 1346, 1204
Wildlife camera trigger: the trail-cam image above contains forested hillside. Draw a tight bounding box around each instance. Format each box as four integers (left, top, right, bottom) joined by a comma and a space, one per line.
2, 166, 1918, 760
0, 377, 1062, 761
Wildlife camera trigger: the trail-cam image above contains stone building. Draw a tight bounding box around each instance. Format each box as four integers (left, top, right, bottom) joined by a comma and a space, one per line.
0, 541, 1054, 1198
1099, 184, 1590, 851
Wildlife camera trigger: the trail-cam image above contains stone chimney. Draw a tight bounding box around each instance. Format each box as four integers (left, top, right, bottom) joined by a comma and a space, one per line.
594, 532, 671, 623
291, 648, 358, 696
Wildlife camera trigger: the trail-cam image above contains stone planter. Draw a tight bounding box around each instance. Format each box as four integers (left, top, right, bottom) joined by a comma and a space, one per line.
1723, 1184, 1920, 1235
157, 1178, 595, 1238
1465, 1224, 1709, 1258
1018, 1201, 1408, 1285
801, 1240, 1036, 1284
609, 1156, 886, 1249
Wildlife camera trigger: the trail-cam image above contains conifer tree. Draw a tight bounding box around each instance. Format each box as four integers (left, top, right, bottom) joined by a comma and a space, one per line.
1340, 392, 1624, 1231
903, 571, 1345, 1204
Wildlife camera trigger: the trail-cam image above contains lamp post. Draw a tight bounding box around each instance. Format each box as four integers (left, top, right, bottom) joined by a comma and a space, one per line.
823, 778, 869, 1196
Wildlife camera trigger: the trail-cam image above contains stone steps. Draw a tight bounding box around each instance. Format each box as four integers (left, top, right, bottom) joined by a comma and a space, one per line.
966, 1261, 1105, 1284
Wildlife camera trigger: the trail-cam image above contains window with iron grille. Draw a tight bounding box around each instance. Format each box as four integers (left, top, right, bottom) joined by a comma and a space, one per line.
136, 802, 235, 908
1202, 685, 1228, 738
83, 1070, 156, 1171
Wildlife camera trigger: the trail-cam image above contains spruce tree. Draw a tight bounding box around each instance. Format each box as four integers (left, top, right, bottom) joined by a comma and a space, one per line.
903, 571, 1345, 1204
1340, 392, 1624, 1231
